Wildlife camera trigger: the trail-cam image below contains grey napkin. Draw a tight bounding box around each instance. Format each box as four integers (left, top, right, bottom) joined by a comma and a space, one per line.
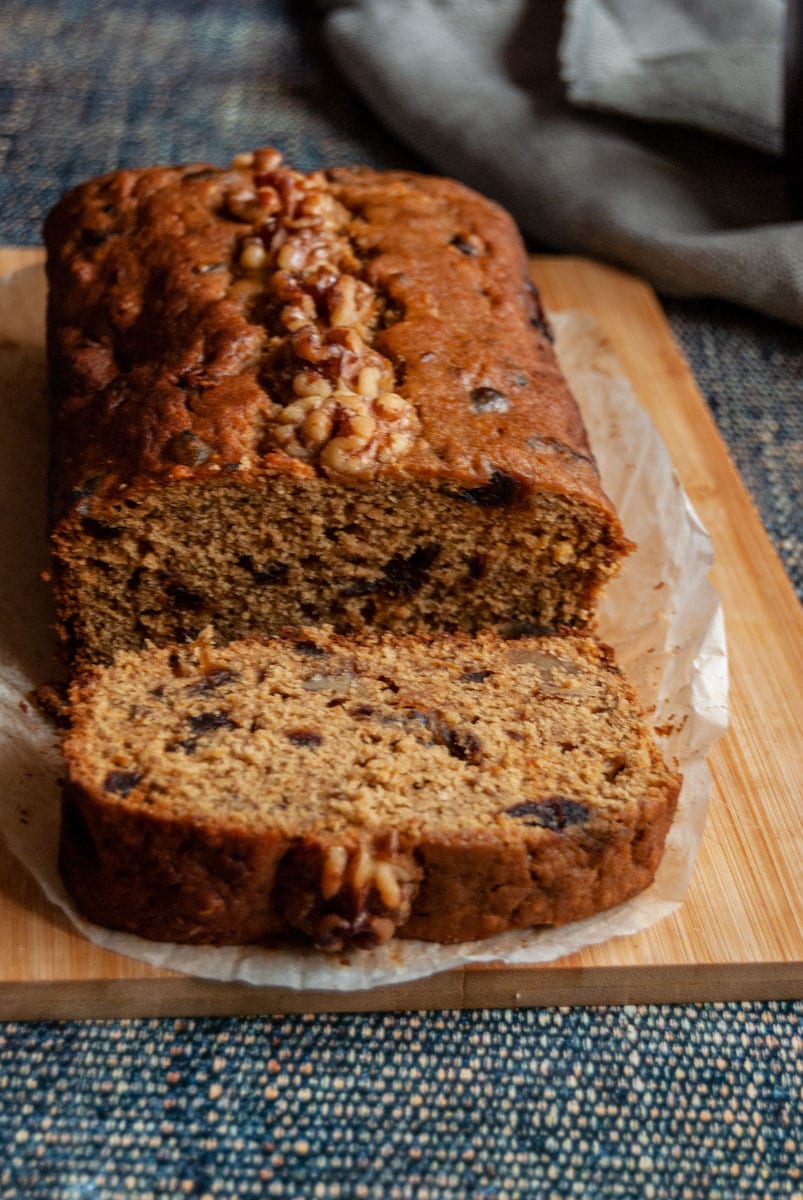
561, 0, 784, 155
322, 0, 803, 326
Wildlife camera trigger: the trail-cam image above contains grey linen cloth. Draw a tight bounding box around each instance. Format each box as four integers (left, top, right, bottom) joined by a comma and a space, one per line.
561, 0, 785, 155
321, 0, 803, 326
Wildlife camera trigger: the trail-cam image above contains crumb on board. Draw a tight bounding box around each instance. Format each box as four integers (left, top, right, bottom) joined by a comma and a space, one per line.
29, 681, 71, 727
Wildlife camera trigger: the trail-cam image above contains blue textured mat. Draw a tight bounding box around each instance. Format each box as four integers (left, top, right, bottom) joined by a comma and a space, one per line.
1, 1005, 801, 1199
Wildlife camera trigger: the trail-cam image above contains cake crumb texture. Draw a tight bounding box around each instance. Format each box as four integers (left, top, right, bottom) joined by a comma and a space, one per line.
61, 629, 680, 951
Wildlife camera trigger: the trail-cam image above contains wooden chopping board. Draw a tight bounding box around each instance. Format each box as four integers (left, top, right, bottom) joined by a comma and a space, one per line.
1, 248, 800, 1019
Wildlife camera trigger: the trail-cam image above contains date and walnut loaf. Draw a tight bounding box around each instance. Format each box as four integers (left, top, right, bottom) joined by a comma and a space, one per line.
47, 152, 674, 957
45, 148, 631, 667
60, 628, 680, 950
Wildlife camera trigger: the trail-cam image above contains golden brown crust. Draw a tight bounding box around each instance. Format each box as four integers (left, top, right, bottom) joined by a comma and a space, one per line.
45, 150, 613, 515
402, 778, 676, 942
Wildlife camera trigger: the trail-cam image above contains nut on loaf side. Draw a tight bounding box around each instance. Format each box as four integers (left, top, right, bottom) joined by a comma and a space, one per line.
60, 629, 680, 950
45, 148, 632, 667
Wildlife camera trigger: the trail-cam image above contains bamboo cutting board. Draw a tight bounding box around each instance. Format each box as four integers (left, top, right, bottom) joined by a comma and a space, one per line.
1, 248, 800, 1019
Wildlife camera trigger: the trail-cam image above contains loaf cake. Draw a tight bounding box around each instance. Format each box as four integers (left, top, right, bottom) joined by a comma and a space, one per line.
44, 148, 631, 668
60, 628, 680, 950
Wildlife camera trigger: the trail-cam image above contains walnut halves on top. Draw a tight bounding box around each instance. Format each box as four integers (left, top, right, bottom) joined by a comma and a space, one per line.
44, 148, 632, 666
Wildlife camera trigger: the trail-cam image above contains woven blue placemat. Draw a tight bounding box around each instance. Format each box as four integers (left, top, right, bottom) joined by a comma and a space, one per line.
0, 6, 800, 1198
1, 1005, 800, 1199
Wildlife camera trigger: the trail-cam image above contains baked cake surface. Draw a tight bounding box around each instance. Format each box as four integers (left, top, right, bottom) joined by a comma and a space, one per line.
60, 629, 680, 951
45, 149, 631, 666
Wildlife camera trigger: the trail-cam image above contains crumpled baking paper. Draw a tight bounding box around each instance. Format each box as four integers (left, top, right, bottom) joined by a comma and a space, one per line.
0, 261, 728, 992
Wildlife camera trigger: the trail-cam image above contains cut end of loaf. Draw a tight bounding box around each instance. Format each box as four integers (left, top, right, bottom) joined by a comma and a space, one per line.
52, 473, 628, 668
61, 629, 680, 951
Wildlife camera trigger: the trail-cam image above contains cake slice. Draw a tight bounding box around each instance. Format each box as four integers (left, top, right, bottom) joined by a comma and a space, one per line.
60, 628, 680, 951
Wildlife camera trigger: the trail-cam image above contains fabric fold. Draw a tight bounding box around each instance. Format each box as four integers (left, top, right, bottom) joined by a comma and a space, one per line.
560, 0, 784, 155
322, 0, 803, 325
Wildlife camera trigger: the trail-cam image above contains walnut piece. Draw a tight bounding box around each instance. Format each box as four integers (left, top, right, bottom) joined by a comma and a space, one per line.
225, 147, 419, 476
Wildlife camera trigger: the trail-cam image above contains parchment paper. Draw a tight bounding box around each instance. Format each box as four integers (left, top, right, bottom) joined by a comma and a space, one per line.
0, 262, 728, 991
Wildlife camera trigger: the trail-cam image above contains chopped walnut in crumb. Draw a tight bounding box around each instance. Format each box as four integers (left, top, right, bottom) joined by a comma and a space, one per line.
264, 367, 418, 476
551, 540, 576, 565
321, 845, 348, 899
325, 274, 376, 333
309, 840, 420, 950
293, 370, 331, 399
225, 147, 417, 474
238, 239, 267, 270
230, 151, 255, 169
373, 861, 402, 909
